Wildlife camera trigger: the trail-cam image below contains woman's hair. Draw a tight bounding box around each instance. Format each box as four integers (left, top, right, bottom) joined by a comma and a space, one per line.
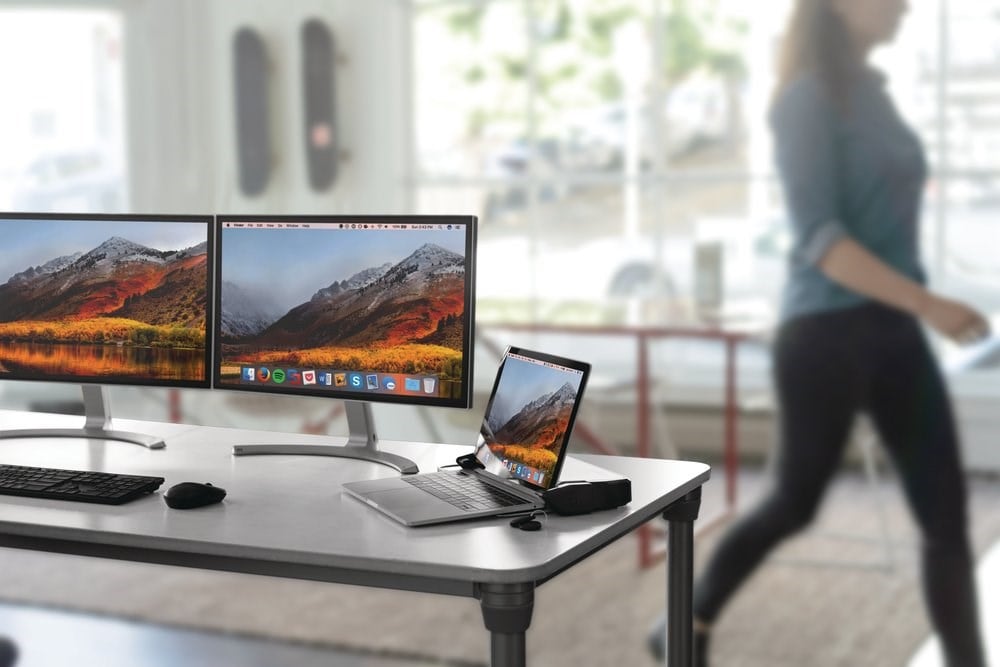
774, 0, 860, 106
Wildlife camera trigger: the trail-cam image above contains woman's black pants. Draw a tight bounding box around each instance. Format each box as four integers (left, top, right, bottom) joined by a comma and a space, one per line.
692, 304, 985, 667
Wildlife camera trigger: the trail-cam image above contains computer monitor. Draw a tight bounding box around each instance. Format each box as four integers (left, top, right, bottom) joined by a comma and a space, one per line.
214, 215, 477, 473
0, 212, 214, 448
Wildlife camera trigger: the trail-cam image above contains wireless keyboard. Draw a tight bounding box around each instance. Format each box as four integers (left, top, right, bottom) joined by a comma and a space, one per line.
0, 464, 165, 505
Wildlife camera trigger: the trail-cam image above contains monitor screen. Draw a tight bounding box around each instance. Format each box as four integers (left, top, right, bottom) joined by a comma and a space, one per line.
214, 215, 476, 408
473, 348, 590, 491
0, 213, 214, 388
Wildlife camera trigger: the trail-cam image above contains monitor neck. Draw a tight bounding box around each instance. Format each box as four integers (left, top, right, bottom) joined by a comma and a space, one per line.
344, 400, 377, 449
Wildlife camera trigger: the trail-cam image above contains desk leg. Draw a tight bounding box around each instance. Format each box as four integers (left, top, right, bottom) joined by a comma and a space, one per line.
663, 487, 702, 667
478, 582, 535, 667
723, 338, 739, 510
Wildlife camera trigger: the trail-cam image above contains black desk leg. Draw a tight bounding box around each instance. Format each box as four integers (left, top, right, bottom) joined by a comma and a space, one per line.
477, 582, 535, 667
663, 487, 702, 667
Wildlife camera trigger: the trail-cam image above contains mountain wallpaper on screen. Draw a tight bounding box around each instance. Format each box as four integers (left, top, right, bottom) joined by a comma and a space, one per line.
0, 236, 209, 350
487, 382, 578, 475
220, 242, 466, 380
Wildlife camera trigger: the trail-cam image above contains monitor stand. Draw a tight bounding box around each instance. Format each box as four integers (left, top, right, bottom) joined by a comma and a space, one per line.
231, 400, 419, 474
0, 385, 166, 449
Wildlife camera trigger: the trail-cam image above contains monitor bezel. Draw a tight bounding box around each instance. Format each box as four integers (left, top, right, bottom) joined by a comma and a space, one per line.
0, 211, 215, 389
212, 214, 477, 409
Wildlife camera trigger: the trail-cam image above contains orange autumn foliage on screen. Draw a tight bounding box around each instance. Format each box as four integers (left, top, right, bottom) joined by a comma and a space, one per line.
224, 343, 461, 377
489, 446, 559, 472
0, 318, 204, 348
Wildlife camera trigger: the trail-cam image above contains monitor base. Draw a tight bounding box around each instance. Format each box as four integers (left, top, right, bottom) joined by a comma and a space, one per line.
232, 443, 418, 474
0, 428, 165, 449
230, 401, 419, 474
0, 385, 166, 449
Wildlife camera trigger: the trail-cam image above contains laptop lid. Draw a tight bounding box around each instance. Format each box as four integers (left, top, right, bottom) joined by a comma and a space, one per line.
471, 346, 591, 492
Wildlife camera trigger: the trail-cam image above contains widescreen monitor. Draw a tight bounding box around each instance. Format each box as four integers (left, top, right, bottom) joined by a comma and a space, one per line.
0, 213, 214, 448
214, 215, 477, 472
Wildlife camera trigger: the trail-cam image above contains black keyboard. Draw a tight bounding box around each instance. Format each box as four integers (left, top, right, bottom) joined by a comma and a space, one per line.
0, 464, 165, 505
404, 472, 527, 511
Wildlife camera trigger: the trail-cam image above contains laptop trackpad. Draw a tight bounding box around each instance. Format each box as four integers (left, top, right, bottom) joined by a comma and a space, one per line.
370, 487, 448, 512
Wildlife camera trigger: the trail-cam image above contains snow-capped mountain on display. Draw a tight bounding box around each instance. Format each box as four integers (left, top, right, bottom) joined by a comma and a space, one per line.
491, 382, 578, 450
311, 263, 393, 301
0, 236, 209, 328
228, 243, 466, 350
388, 243, 464, 274
77, 236, 165, 264
174, 241, 208, 259
308, 244, 464, 304
487, 403, 512, 436
521, 382, 577, 418
7, 252, 83, 284
220, 281, 285, 338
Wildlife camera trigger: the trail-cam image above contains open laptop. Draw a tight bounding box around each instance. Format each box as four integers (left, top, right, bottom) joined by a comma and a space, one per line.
342, 346, 590, 526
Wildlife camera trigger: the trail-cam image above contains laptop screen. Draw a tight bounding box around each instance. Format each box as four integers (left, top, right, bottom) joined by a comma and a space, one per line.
473, 347, 590, 491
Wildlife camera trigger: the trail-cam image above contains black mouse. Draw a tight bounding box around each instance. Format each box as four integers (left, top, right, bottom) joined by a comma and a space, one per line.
164, 482, 227, 509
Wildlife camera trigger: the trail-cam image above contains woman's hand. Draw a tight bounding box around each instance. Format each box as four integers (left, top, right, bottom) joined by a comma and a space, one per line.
919, 294, 991, 345
816, 239, 991, 344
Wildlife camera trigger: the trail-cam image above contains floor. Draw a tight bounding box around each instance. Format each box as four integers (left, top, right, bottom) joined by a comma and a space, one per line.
693, 470, 1000, 667
0, 602, 464, 667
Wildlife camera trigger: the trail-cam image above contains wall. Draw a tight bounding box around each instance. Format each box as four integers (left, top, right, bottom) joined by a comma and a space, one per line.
122, 0, 411, 215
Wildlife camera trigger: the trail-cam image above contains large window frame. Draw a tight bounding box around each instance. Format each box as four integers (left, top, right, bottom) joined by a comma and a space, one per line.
408, 0, 1000, 329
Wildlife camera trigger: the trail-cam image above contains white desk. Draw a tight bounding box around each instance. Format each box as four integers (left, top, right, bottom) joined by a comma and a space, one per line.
0, 409, 710, 666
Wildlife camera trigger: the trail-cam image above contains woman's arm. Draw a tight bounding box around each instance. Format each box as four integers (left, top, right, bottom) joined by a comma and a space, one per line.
771, 77, 989, 344
819, 237, 990, 343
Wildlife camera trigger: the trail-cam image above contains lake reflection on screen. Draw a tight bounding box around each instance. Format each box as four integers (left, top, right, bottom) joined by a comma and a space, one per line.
0, 341, 205, 381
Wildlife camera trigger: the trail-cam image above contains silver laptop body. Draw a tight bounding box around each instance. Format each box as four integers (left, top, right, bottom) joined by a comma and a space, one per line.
343, 346, 591, 526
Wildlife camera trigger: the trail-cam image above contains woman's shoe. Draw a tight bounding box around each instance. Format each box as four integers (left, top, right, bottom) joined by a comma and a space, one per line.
646, 614, 708, 667
647, 613, 667, 661
0, 636, 17, 667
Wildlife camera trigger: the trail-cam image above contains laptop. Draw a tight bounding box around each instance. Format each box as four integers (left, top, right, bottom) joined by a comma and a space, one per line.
342, 346, 591, 526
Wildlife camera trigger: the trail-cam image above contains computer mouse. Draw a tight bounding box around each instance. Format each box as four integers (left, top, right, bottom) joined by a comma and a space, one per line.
164, 482, 227, 509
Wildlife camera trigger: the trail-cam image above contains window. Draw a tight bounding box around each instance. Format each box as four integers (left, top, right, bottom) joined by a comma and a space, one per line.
410, 0, 1000, 423
0, 9, 127, 213
413, 0, 780, 325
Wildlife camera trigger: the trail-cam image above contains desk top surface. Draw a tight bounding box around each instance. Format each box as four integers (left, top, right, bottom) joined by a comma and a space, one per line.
0, 409, 709, 587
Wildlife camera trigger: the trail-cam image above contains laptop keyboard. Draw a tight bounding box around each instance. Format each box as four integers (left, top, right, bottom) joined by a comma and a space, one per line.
403, 472, 528, 512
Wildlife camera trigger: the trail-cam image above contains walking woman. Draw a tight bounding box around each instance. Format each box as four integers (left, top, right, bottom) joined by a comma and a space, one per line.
649, 1, 990, 665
